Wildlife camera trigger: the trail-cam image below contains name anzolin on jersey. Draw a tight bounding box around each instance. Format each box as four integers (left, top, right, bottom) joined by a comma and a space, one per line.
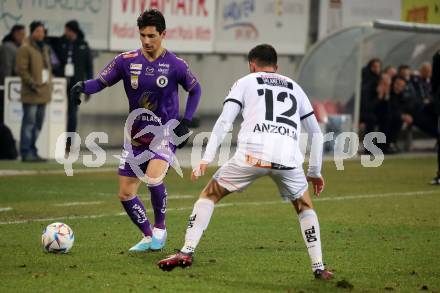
253, 122, 298, 140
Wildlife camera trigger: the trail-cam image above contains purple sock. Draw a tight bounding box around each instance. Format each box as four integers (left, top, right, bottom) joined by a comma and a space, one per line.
148, 183, 167, 229
121, 196, 152, 237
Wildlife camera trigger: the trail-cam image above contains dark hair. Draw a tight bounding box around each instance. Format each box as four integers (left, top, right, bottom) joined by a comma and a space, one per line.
65, 20, 84, 39
30, 20, 44, 34
392, 75, 406, 85
367, 58, 382, 68
398, 64, 411, 72
137, 9, 166, 33
248, 44, 278, 67
2, 24, 25, 43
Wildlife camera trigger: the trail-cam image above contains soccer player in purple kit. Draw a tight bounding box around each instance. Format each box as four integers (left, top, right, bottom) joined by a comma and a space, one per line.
70, 9, 201, 252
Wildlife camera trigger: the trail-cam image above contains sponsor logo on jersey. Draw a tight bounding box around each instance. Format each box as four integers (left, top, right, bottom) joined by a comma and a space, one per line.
131, 75, 139, 89
130, 63, 142, 70
156, 75, 168, 88
158, 67, 169, 74
145, 66, 155, 76
138, 92, 158, 111
130, 70, 141, 75
158, 62, 170, 68
256, 77, 293, 90
253, 122, 298, 140
134, 115, 162, 123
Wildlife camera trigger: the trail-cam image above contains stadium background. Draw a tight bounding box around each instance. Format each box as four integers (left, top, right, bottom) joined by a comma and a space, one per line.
2, 0, 438, 146
1, 2, 440, 291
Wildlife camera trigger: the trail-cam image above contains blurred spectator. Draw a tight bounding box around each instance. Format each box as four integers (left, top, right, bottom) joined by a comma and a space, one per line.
398, 63, 437, 139
396, 64, 432, 126
383, 65, 397, 79
412, 62, 432, 103
50, 20, 93, 153
15, 21, 52, 162
398, 64, 412, 81
360, 58, 382, 133
374, 74, 391, 149
381, 76, 407, 153
377, 73, 391, 101
380, 72, 437, 154
43, 28, 60, 70
397, 64, 418, 102
0, 24, 25, 124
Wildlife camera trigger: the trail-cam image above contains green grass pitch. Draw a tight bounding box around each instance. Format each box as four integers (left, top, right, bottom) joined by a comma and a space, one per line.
0, 156, 439, 292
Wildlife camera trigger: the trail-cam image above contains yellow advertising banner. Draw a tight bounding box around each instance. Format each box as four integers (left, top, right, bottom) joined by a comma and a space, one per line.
401, 0, 440, 24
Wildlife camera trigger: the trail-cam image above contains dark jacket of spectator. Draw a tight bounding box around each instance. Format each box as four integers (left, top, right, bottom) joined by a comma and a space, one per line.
0, 25, 25, 123
412, 75, 431, 102
0, 25, 25, 85
360, 59, 382, 112
0, 38, 19, 84
360, 59, 382, 132
431, 53, 440, 115
433, 52, 440, 98
50, 31, 93, 85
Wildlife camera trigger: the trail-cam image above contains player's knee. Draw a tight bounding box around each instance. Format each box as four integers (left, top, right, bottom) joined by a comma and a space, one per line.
199, 180, 229, 204
145, 176, 163, 187
118, 188, 136, 201
200, 191, 222, 204
200, 187, 223, 203
292, 197, 314, 214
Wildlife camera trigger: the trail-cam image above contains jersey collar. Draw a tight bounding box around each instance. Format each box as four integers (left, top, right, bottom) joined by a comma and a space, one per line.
141, 48, 167, 62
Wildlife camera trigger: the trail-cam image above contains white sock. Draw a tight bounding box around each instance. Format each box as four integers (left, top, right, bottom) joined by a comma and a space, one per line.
181, 198, 215, 254
298, 209, 325, 272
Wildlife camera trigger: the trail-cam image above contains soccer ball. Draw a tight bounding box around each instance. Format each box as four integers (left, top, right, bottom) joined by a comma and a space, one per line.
42, 222, 74, 253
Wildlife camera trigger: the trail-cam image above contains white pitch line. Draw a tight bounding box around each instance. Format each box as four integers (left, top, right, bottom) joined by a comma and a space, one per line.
0, 189, 438, 225
54, 201, 103, 207
315, 190, 440, 201
167, 195, 194, 199
44, 191, 194, 199
0, 168, 116, 177
51, 196, 193, 207
0, 207, 12, 212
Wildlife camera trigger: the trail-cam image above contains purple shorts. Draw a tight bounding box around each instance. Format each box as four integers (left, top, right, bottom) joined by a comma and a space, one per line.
118, 142, 176, 178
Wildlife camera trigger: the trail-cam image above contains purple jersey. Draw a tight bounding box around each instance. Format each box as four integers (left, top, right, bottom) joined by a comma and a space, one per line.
98, 49, 198, 144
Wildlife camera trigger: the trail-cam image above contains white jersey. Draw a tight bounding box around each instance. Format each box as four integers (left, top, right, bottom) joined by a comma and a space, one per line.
225, 72, 314, 168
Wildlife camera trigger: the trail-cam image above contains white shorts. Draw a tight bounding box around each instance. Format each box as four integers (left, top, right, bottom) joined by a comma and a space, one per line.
213, 154, 308, 200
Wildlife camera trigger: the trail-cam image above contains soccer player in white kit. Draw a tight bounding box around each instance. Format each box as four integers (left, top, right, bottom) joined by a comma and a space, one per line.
158, 44, 333, 280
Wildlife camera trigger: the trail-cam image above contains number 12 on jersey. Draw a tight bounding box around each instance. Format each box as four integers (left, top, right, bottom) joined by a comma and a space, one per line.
257, 88, 298, 129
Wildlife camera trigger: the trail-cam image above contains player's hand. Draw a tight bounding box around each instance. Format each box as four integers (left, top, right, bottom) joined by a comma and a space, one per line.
70, 81, 84, 105
173, 119, 191, 149
191, 161, 209, 182
307, 176, 325, 197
